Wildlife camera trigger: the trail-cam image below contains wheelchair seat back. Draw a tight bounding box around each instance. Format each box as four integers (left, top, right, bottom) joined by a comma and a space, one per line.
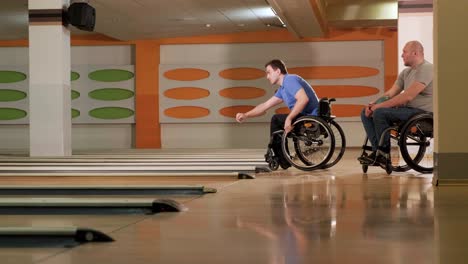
318, 97, 335, 118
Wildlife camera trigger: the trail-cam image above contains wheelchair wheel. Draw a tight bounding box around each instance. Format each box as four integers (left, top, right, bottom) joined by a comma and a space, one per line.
265, 147, 280, 171
321, 120, 346, 169
362, 165, 368, 173
282, 116, 335, 171
399, 114, 433, 173
385, 161, 393, 175
268, 158, 279, 171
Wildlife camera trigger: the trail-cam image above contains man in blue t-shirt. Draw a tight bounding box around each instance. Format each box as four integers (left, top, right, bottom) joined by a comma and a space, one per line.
236, 59, 319, 169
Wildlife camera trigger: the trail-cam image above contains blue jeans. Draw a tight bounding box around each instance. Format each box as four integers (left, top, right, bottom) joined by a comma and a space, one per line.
361, 107, 425, 153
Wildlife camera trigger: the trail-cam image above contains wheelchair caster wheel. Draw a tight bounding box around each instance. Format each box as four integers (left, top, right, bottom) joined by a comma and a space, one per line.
385, 162, 393, 175
362, 165, 368, 173
269, 159, 279, 171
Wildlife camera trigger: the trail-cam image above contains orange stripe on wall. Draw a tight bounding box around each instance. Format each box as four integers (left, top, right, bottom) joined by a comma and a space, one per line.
0, 39, 28, 47
384, 31, 398, 91
154, 28, 396, 44
72, 34, 132, 46
0, 34, 131, 47
289, 66, 380, 79
332, 104, 366, 117
135, 41, 160, 148
314, 85, 379, 98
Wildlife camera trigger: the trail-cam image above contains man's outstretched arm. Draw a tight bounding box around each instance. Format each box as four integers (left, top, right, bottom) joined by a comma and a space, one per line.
236, 96, 283, 123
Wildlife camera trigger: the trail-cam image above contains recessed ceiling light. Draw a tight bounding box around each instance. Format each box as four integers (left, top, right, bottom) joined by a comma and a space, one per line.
205, 24, 211, 27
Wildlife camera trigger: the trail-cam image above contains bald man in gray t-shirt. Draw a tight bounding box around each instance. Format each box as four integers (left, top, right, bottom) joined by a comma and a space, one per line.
395, 60, 433, 112
359, 40, 433, 165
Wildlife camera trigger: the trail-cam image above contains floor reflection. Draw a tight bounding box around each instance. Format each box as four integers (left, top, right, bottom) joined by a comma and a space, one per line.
236, 175, 435, 263
362, 179, 434, 241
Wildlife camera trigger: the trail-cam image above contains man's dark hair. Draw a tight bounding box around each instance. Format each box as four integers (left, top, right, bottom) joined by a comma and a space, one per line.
265, 59, 288, 74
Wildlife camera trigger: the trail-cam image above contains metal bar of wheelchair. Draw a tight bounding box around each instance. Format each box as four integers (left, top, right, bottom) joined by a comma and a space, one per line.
377, 126, 399, 153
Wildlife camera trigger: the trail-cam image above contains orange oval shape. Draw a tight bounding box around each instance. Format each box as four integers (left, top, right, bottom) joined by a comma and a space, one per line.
164, 106, 210, 119
164, 87, 210, 100
163, 68, 210, 81
275, 107, 290, 114
219, 67, 264, 80
314, 85, 379, 98
219, 87, 266, 99
289, 66, 379, 79
219, 105, 260, 118
332, 104, 366, 117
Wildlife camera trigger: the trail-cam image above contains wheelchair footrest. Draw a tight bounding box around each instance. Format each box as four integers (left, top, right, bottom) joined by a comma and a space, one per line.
362, 146, 373, 151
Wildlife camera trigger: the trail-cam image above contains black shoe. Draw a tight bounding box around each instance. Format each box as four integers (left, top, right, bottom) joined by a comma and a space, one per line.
358, 152, 376, 165
375, 154, 389, 166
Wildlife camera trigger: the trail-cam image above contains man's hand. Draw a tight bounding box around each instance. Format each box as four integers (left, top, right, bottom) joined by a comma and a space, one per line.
365, 104, 374, 117
236, 113, 247, 123
284, 118, 293, 133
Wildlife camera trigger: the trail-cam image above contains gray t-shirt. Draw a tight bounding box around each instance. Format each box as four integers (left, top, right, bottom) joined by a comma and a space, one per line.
394, 60, 433, 112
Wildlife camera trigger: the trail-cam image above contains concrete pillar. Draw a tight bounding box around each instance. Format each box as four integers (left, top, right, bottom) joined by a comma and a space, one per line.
28, 0, 71, 156
433, 0, 468, 185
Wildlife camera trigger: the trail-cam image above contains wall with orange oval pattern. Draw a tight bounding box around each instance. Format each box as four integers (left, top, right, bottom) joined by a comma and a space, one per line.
160, 41, 385, 123
289, 66, 380, 79
314, 85, 379, 98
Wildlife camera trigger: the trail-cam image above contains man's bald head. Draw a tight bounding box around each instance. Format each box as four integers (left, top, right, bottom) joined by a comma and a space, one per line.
406, 41, 424, 55
402, 41, 425, 67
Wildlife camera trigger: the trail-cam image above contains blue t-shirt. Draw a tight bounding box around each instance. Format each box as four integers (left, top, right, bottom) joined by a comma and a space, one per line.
274, 74, 319, 115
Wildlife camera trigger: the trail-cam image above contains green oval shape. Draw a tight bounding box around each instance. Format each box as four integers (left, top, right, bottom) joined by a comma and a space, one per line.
0, 71, 27, 83
89, 107, 134, 120
72, 109, 80, 118
71, 71, 80, 81
0, 89, 27, 102
0, 108, 27, 120
88, 69, 134, 82
71, 90, 80, 100
88, 88, 134, 101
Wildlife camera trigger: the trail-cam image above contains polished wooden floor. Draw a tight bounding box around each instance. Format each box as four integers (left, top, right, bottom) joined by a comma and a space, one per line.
0, 149, 466, 264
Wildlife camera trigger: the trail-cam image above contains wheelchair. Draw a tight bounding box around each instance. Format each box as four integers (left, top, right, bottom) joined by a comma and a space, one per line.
358, 112, 434, 175
265, 98, 346, 171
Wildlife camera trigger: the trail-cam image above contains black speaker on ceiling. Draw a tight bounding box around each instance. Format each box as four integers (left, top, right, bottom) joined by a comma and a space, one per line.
67, 2, 95, 32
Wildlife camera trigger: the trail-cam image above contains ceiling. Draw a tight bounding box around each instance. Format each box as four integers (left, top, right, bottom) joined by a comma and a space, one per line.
0, 0, 432, 41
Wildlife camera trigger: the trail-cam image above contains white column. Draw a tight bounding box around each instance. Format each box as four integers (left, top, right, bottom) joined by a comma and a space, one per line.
28, 0, 71, 156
